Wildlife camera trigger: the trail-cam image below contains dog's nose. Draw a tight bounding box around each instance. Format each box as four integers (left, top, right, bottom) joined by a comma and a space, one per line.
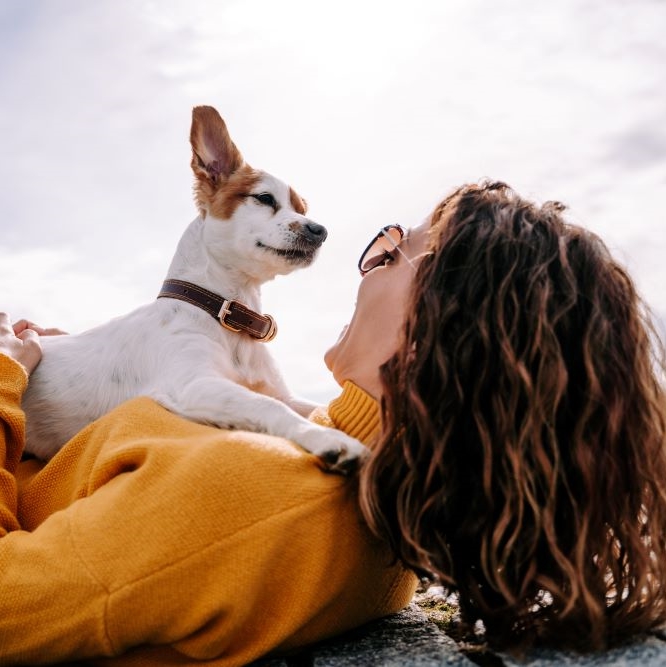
303, 221, 328, 244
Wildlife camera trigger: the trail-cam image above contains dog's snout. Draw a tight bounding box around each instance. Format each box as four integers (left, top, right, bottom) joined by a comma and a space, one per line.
303, 221, 328, 244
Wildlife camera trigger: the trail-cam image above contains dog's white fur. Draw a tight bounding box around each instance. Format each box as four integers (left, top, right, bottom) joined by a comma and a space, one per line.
22, 106, 366, 469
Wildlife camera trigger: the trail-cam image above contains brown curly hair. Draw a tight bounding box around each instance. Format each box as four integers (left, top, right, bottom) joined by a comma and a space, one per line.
359, 181, 666, 651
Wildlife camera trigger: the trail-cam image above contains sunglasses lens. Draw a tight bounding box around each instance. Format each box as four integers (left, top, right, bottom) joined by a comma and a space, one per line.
360, 227, 404, 274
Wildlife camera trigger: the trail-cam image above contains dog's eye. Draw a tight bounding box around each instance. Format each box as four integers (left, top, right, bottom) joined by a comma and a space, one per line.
252, 193, 278, 210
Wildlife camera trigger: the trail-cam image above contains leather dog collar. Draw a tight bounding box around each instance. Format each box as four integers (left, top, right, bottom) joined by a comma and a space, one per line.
157, 279, 277, 342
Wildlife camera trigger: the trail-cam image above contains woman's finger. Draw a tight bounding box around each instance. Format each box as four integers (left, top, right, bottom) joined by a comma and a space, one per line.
12, 318, 31, 334
12, 319, 66, 336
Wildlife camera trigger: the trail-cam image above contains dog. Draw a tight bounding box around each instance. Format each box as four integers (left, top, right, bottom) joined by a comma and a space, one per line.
22, 106, 366, 471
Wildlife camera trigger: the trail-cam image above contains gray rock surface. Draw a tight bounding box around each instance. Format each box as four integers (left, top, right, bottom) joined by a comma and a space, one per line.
252, 603, 475, 666
252, 594, 666, 667
501, 636, 666, 667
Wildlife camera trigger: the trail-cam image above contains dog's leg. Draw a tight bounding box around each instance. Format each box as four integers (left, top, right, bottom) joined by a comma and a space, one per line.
148, 377, 368, 473
246, 361, 321, 418
285, 397, 320, 418
240, 351, 323, 419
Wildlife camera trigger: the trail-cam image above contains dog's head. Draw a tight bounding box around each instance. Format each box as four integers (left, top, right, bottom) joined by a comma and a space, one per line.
189, 106, 326, 283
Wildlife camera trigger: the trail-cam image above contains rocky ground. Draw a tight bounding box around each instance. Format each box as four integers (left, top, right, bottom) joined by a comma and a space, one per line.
252, 586, 666, 667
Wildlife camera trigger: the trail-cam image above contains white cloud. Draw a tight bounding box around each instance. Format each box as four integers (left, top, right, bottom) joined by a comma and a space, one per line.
0, 245, 159, 331
1, 0, 664, 399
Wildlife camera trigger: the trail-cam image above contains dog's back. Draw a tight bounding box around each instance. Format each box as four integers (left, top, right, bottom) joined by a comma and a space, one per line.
23, 291, 283, 459
24, 303, 163, 458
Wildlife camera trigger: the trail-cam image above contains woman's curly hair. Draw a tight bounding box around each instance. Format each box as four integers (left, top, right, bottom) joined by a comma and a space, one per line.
359, 181, 666, 651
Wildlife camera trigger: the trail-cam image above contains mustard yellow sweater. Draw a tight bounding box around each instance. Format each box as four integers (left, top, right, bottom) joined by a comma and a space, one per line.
0, 354, 416, 665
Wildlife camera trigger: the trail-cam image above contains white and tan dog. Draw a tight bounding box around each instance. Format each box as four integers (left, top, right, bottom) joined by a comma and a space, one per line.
22, 106, 365, 470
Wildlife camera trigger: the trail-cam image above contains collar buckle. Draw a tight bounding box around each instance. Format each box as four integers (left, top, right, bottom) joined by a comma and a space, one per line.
218, 299, 242, 333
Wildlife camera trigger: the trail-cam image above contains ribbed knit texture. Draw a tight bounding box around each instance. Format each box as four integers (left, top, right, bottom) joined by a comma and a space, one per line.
0, 354, 417, 665
309, 381, 381, 445
328, 381, 381, 444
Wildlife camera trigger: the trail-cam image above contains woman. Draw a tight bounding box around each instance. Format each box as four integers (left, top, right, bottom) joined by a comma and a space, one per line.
1, 180, 665, 663
354, 181, 666, 651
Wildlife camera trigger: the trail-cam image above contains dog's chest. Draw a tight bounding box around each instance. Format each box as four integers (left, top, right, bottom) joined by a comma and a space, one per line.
220, 335, 274, 391
156, 300, 279, 396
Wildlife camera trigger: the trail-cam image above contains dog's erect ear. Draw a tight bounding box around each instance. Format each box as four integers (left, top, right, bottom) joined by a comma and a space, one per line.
190, 106, 244, 183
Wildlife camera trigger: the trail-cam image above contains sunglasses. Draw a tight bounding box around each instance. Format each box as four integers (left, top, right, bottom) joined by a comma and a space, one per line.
358, 225, 418, 276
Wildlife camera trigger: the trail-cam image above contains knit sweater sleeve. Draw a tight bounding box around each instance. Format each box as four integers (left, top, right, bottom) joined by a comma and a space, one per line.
0, 354, 27, 535
0, 355, 246, 663
0, 359, 415, 665
0, 354, 113, 661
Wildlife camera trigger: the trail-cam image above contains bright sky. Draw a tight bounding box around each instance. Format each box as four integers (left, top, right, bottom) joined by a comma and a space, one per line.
1, 0, 665, 401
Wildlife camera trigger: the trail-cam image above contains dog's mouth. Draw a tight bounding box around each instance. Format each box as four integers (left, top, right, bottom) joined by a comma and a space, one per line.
256, 241, 317, 265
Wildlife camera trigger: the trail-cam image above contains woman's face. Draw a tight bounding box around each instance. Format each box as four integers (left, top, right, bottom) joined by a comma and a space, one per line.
324, 220, 431, 400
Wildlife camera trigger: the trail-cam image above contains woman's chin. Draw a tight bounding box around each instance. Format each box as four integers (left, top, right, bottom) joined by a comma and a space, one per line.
324, 325, 349, 373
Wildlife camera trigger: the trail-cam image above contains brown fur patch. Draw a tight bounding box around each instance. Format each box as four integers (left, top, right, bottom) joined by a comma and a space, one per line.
194, 164, 261, 220
289, 187, 307, 215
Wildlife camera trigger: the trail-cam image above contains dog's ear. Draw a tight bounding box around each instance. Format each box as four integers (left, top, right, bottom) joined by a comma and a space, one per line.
190, 106, 244, 183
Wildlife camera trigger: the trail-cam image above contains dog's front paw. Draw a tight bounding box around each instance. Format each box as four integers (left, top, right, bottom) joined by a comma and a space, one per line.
298, 427, 369, 475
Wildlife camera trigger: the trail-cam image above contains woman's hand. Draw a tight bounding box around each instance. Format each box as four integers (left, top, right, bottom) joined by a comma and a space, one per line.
0, 313, 43, 375
12, 319, 67, 337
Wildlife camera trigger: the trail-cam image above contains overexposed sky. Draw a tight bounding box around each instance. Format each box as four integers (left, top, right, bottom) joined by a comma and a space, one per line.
1, 0, 665, 400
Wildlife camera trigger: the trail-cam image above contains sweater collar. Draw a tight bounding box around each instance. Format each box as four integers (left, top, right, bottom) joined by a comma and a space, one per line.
327, 381, 381, 446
